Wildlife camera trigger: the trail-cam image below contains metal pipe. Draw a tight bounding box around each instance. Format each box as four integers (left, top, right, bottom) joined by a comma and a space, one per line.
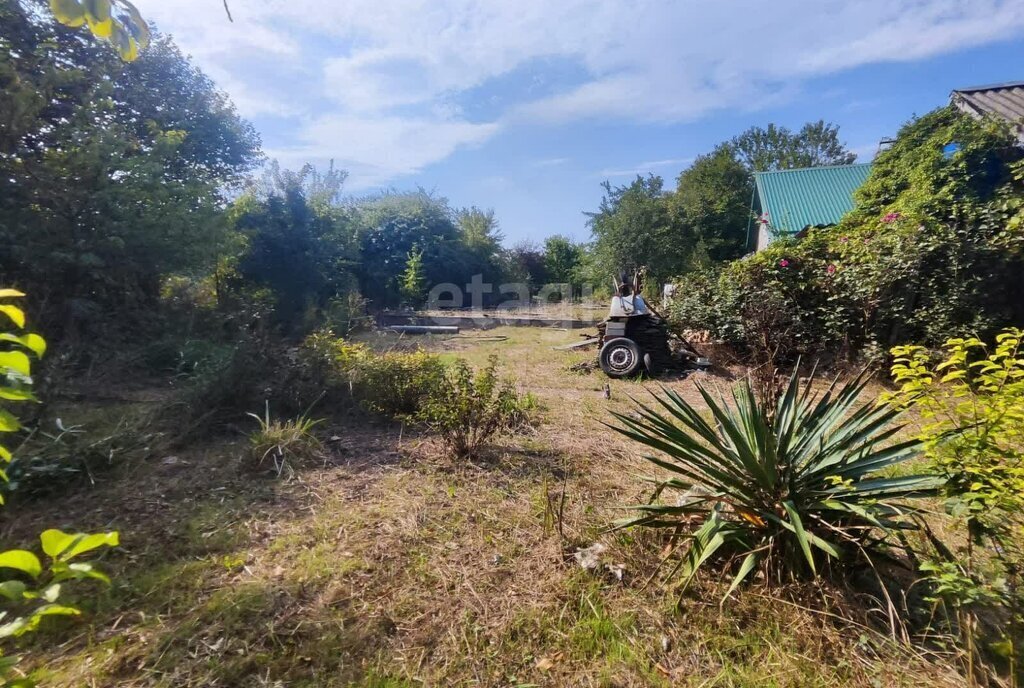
388, 325, 459, 335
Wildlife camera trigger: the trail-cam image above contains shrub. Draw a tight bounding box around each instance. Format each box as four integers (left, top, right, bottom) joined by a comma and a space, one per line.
669, 107, 1024, 364
413, 355, 535, 459
246, 402, 323, 477
349, 351, 448, 418
610, 367, 940, 595
884, 329, 1024, 677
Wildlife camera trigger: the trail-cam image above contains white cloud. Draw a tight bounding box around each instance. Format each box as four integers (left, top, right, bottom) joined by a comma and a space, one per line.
598, 158, 695, 178
267, 115, 499, 190
132, 0, 1024, 185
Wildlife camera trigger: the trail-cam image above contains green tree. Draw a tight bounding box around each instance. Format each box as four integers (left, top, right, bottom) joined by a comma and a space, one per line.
503, 241, 548, 292
729, 120, 857, 172
543, 235, 584, 286
671, 145, 753, 264
233, 164, 358, 334
355, 191, 482, 307
586, 175, 682, 288
0, 4, 260, 341
400, 246, 427, 307
457, 207, 504, 257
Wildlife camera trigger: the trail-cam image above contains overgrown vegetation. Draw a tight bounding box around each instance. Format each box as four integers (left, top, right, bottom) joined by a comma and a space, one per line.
5, 1, 1024, 685
669, 108, 1024, 365
246, 402, 323, 477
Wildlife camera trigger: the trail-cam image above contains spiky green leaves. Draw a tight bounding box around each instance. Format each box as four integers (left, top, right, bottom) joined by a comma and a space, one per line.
611, 367, 942, 595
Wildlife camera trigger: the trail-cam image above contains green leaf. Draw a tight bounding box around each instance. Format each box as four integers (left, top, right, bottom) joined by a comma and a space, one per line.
0, 333, 46, 358
0, 388, 36, 402
111, 24, 138, 61
49, 0, 86, 26
0, 580, 27, 601
40, 529, 119, 561
0, 409, 22, 433
782, 501, 816, 574
0, 305, 25, 329
0, 351, 30, 377
121, 1, 150, 49
83, 0, 110, 21
724, 552, 760, 600
52, 562, 110, 584
0, 551, 41, 578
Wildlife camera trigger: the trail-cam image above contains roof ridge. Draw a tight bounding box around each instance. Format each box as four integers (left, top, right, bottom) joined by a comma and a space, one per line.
953, 80, 1024, 94
753, 162, 872, 177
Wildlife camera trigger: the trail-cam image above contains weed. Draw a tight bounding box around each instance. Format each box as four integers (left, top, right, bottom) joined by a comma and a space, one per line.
247, 401, 323, 476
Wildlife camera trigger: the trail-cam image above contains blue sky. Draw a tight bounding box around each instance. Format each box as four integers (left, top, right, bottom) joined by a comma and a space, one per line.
135, 0, 1024, 245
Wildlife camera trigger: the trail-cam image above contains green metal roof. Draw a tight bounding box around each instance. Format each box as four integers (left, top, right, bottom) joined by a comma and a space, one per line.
754, 162, 872, 236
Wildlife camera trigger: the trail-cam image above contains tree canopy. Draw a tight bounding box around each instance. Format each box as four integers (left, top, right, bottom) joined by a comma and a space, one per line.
0, 3, 261, 340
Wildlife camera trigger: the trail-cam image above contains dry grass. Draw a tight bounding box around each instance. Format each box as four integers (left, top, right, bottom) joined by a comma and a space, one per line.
4, 327, 966, 687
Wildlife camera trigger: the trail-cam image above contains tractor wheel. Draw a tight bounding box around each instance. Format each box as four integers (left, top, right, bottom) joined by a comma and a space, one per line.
600, 338, 643, 378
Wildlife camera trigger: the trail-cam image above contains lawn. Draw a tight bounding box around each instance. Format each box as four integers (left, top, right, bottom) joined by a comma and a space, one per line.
10, 328, 961, 687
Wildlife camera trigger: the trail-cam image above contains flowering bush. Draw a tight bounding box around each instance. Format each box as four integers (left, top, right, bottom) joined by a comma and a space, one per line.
669, 106, 1024, 365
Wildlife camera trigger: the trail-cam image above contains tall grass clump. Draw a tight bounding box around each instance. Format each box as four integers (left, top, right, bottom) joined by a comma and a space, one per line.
247, 402, 323, 476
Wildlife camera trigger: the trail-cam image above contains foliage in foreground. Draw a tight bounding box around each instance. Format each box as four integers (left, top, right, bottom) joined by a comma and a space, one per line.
0, 291, 117, 687
611, 368, 941, 593
885, 329, 1024, 679
47, 0, 150, 61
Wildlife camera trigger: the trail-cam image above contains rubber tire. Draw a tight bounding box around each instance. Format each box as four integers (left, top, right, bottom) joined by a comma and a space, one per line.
600, 338, 643, 378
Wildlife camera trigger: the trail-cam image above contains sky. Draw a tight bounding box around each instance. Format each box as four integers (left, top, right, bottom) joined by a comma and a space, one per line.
132, 0, 1024, 246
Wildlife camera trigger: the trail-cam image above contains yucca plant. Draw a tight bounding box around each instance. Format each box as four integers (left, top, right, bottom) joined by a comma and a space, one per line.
611, 368, 943, 594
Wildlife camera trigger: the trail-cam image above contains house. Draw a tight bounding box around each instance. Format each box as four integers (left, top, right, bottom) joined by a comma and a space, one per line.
951, 81, 1024, 144
749, 163, 873, 251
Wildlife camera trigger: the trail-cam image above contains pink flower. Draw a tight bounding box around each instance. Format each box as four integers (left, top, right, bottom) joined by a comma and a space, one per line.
778, 259, 790, 268
839, 236, 849, 243
882, 212, 902, 223
826, 264, 837, 276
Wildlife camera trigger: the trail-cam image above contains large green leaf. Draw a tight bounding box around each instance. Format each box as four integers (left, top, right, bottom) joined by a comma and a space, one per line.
0, 550, 41, 578
0, 351, 31, 377
0, 333, 46, 358
49, 0, 86, 26
725, 551, 761, 599
0, 305, 25, 329
0, 408, 23, 432
782, 501, 816, 573
40, 529, 119, 561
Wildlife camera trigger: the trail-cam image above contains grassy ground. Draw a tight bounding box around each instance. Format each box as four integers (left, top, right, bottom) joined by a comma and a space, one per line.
6, 327, 963, 687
